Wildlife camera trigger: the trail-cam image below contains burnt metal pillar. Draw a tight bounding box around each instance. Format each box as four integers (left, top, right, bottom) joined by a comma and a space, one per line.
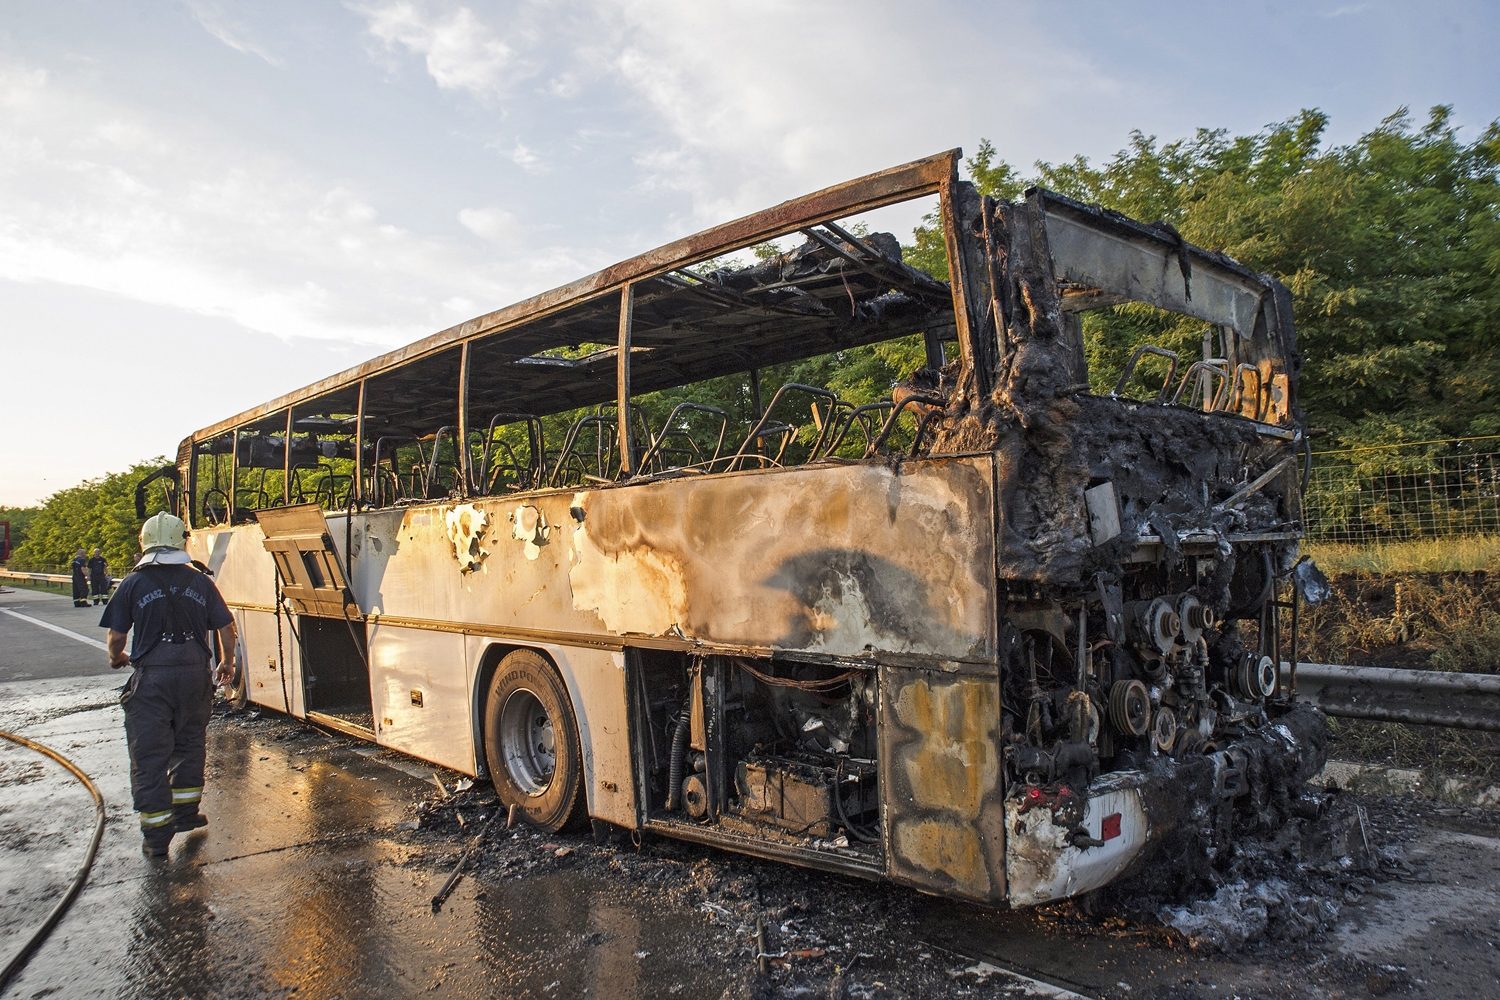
354, 380, 366, 506
282, 407, 293, 506
228, 425, 239, 523
938, 165, 996, 396
617, 283, 634, 477
457, 342, 471, 495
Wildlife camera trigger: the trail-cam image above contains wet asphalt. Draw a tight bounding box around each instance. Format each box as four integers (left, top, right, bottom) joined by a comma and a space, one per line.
3, 584, 1500, 1000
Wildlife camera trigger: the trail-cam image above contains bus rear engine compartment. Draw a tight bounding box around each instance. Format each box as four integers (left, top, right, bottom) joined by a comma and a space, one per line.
632, 651, 882, 865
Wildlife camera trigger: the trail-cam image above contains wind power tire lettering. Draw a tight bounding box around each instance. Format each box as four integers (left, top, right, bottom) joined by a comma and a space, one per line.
483, 649, 586, 832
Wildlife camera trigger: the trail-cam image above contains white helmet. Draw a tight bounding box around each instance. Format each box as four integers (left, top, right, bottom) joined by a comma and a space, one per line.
139, 511, 188, 552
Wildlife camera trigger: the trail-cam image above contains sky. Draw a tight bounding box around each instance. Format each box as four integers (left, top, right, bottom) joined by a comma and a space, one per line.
1, 0, 1497, 506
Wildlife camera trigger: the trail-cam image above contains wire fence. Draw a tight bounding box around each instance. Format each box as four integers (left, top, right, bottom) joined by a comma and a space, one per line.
1304, 439, 1500, 543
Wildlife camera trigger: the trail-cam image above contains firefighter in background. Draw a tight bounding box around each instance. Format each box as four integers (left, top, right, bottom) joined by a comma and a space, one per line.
101, 512, 237, 857
87, 547, 110, 606
70, 548, 89, 607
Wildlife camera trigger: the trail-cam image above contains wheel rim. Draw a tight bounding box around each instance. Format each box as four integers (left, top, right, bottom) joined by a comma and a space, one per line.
499, 688, 556, 795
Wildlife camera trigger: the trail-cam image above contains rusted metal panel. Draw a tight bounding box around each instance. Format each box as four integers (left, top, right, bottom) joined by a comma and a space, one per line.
255, 503, 353, 618
1041, 203, 1267, 338
186, 151, 958, 445
1286, 661, 1500, 732
879, 664, 1007, 903
568, 458, 997, 661
227, 418, 998, 661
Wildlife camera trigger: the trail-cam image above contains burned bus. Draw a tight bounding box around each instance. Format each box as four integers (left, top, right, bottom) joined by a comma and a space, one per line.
146, 150, 1325, 907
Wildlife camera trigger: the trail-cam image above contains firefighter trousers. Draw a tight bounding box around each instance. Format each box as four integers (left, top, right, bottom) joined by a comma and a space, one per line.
121, 663, 213, 832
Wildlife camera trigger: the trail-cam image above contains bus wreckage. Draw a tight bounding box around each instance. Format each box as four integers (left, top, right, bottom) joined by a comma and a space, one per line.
153, 149, 1327, 907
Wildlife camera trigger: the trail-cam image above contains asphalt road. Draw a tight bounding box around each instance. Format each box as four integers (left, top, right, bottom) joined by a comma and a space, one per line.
0, 586, 117, 682
2, 584, 1500, 999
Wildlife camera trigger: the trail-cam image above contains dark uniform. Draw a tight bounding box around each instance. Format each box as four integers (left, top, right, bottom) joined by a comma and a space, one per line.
70, 553, 89, 607
100, 562, 232, 847
88, 553, 110, 605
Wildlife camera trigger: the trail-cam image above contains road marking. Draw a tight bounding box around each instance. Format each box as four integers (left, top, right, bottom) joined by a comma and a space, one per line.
0, 609, 109, 651
919, 942, 1095, 1000
961, 962, 1093, 999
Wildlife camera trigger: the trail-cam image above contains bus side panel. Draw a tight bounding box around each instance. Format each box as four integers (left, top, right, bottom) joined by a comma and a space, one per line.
345, 458, 996, 663
191, 524, 278, 610
569, 457, 998, 660
236, 608, 295, 714
369, 623, 476, 774
879, 664, 1007, 904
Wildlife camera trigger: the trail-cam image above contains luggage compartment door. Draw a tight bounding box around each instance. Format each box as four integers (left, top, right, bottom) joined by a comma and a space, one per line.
256, 503, 354, 619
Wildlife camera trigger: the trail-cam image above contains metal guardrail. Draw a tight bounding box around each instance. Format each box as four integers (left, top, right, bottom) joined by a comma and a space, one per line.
1284, 661, 1500, 732
0, 570, 72, 584
0, 570, 120, 590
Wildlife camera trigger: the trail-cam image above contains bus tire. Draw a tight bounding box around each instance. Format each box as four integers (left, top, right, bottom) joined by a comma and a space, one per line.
482, 649, 586, 832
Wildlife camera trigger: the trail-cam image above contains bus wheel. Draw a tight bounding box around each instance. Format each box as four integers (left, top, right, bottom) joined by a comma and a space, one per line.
483, 649, 585, 832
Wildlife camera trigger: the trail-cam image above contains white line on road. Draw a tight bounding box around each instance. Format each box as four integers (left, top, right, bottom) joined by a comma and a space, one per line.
962, 962, 1093, 999
0, 609, 109, 651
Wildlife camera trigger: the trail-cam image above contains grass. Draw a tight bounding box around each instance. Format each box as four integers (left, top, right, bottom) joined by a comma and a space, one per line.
1292, 558, 1500, 778
1303, 534, 1500, 575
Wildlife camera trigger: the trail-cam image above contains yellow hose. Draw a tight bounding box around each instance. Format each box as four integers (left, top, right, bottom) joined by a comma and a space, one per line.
0, 729, 107, 992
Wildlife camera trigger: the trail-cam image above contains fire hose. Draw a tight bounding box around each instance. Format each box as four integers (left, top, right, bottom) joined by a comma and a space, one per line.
0, 730, 107, 993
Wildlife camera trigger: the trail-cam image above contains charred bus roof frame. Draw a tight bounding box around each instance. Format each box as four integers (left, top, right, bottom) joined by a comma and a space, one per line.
178, 147, 1300, 523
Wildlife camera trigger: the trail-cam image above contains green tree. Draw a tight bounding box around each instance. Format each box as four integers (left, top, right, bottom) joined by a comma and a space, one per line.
11, 458, 168, 572
907, 109, 1500, 448
0, 505, 39, 561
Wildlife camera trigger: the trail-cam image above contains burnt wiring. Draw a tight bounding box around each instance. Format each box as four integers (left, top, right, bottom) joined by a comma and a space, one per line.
273, 572, 292, 715
731, 657, 862, 692
834, 757, 879, 843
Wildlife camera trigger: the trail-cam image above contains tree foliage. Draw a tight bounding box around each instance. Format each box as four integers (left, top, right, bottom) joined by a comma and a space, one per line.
1027, 108, 1499, 446
10, 458, 167, 572
0, 506, 39, 560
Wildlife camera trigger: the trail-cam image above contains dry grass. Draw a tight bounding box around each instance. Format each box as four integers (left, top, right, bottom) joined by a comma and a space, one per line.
1295, 570, 1500, 777
1304, 535, 1500, 575
1299, 573, 1500, 673
1325, 717, 1500, 781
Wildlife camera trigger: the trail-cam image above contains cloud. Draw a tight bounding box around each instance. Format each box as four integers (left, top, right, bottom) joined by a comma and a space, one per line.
0, 61, 593, 346
510, 139, 544, 173
185, 0, 284, 67
350, 1, 525, 100
458, 205, 523, 246
592, 1, 1044, 226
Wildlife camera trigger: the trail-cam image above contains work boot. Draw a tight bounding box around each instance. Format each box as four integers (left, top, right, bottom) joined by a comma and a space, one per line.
142, 827, 174, 857
174, 805, 209, 832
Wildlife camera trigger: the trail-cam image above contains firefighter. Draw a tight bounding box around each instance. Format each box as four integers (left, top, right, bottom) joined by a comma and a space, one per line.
70, 549, 89, 607
87, 547, 110, 606
101, 512, 237, 858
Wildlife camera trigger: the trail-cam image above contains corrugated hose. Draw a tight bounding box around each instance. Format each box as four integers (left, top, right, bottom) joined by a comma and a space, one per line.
0, 730, 107, 993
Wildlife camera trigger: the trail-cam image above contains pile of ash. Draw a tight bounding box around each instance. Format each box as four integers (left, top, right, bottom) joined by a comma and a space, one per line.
1104, 791, 1414, 952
